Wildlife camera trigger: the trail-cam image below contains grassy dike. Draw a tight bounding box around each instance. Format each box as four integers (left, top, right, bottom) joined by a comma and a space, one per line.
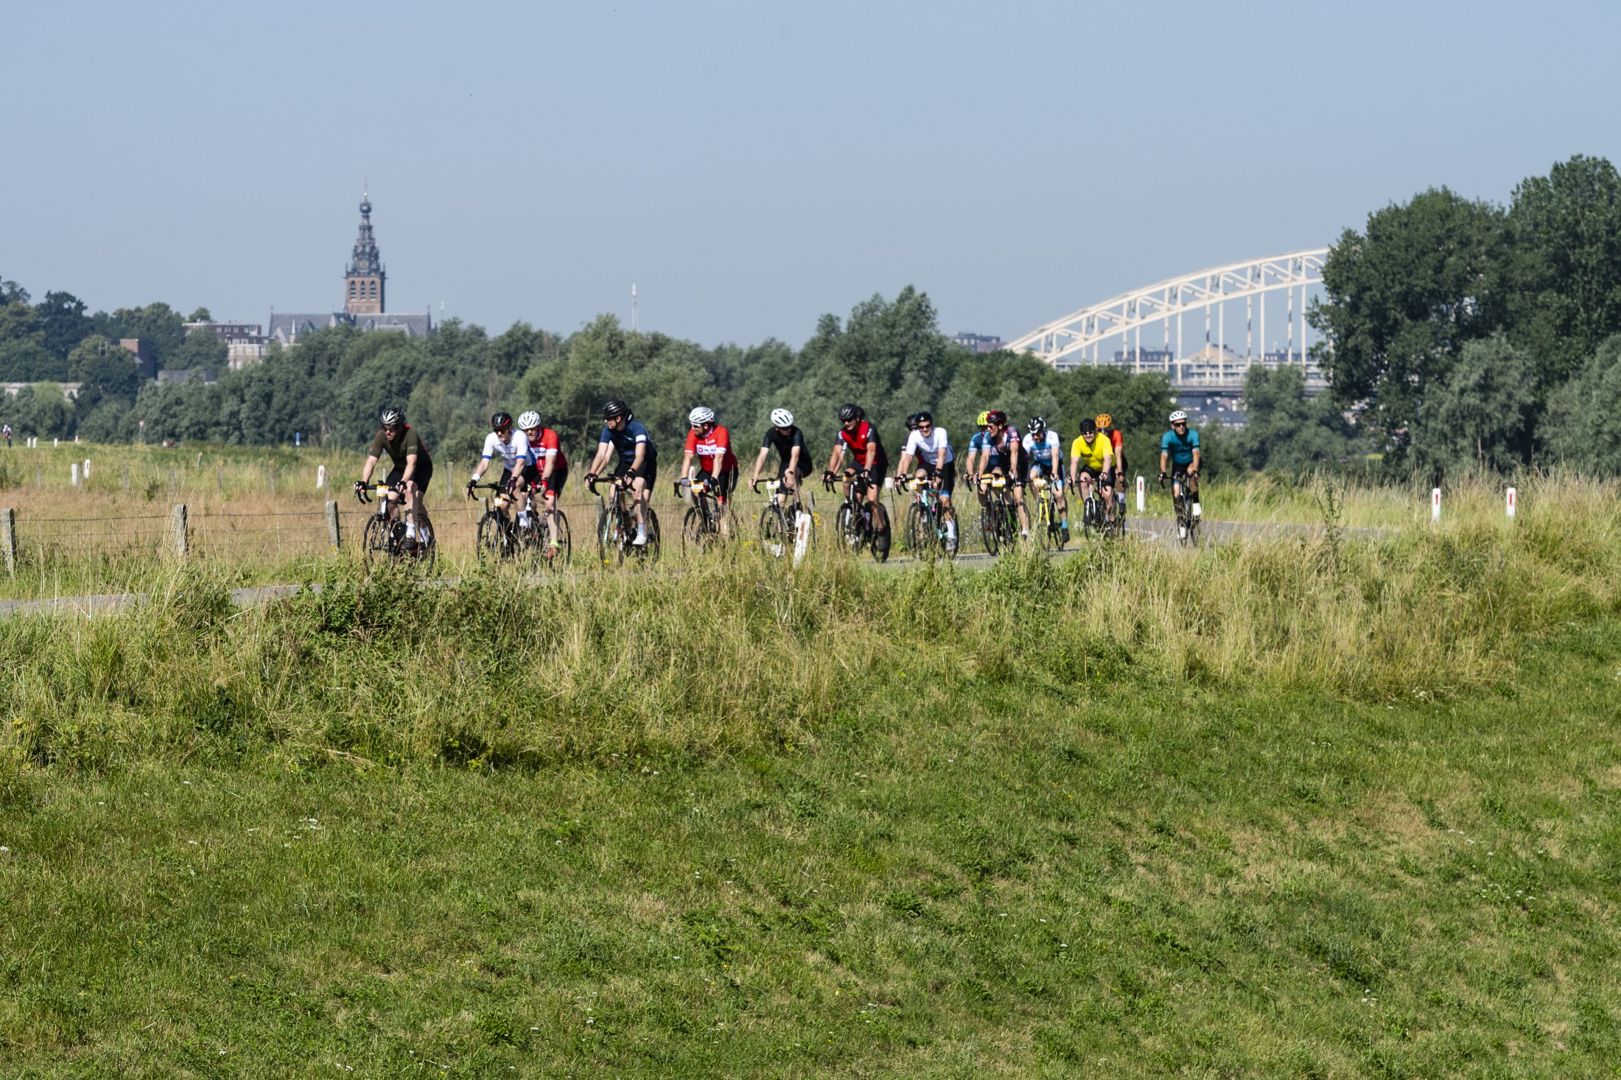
3, 508, 1621, 1075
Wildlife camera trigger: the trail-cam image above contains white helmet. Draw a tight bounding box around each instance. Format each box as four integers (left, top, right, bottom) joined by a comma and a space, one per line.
1168, 409, 1189, 424
770, 408, 794, 428
517, 410, 540, 430
688, 406, 715, 427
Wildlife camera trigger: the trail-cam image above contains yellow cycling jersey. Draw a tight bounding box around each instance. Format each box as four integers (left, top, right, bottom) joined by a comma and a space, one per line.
1070, 432, 1112, 471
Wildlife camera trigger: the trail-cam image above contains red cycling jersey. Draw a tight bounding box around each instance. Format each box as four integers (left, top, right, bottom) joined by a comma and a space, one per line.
836, 420, 885, 465
530, 427, 569, 471
684, 424, 738, 474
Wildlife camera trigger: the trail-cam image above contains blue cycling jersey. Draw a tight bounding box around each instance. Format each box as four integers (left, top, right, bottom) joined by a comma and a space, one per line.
599, 419, 657, 464
1160, 428, 1199, 468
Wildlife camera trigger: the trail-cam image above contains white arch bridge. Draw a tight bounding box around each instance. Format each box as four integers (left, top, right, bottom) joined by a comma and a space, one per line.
1004, 249, 1328, 391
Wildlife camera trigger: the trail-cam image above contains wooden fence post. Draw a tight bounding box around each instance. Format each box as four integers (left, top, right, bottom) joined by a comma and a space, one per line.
2, 507, 15, 576
170, 503, 189, 558
326, 499, 342, 549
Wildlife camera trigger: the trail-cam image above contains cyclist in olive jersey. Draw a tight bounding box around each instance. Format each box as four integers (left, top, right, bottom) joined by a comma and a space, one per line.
356, 405, 435, 548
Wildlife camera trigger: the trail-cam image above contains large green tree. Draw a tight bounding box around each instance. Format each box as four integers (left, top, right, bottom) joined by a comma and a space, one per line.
1415, 334, 1537, 474
1311, 187, 1507, 458
1233, 365, 1358, 474
36, 291, 91, 360
1505, 155, 1621, 383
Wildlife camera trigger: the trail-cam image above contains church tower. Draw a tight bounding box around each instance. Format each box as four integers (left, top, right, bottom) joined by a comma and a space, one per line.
344, 190, 385, 315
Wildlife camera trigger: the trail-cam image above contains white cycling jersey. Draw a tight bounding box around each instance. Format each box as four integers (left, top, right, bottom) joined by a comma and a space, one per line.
476, 429, 531, 477
1022, 430, 1062, 466
903, 426, 953, 465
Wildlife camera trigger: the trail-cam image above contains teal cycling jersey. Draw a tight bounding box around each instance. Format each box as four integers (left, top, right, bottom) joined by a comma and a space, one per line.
1160, 428, 1199, 469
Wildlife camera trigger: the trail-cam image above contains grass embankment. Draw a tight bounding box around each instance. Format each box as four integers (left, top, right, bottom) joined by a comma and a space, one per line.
2, 479, 1621, 1073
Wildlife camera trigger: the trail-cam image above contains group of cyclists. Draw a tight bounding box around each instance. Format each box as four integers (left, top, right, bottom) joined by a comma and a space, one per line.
351, 398, 1206, 556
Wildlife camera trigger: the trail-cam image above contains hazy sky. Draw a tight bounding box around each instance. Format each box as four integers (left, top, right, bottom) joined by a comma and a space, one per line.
4, 0, 1616, 347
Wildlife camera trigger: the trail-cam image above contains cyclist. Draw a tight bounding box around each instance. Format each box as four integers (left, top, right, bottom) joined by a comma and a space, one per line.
1095, 412, 1127, 516
749, 407, 811, 501
2, 423, 11, 448
356, 405, 435, 548
1068, 417, 1117, 527
1021, 416, 1068, 534
823, 403, 889, 525
518, 410, 569, 556
583, 399, 657, 546
963, 410, 992, 482
893, 409, 957, 549
966, 408, 1028, 537
680, 406, 739, 536
1158, 409, 1202, 538
466, 411, 532, 522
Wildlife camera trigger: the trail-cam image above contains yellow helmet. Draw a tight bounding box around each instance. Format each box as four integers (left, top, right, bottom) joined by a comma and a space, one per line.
975, 410, 991, 427
1094, 412, 1113, 429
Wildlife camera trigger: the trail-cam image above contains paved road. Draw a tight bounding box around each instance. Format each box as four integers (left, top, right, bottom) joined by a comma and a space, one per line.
0, 515, 1380, 619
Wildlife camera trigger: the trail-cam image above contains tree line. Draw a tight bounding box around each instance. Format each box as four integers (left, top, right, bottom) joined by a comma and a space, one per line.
6, 152, 1621, 480
0, 284, 1183, 479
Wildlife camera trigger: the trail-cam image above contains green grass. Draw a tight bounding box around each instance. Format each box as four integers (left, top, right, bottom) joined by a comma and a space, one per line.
3, 619, 1621, 1075
3, 494, 1621, 1074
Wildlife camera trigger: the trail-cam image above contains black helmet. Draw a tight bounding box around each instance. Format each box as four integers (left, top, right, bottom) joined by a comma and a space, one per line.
915, 411, 933, 426
905, 413, 921, 430
1080, 417, 1097, 436
838, 403, 864, 422
1027, 416, 1046, 436
491, 411, 513, 432
602, 399, 631, 421
380, 406, 405, 427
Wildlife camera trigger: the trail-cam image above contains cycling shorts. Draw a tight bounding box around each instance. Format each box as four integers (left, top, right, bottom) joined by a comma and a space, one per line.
523, 462, 568, 498
386, 459, 433, 493
613, 456, 658, 486
915, 458, 957, 496
696, 467, 737, 500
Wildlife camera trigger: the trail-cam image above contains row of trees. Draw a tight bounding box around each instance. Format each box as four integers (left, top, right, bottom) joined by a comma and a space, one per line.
1310, 154, 1621, 476
0, 286, 1188, 478
9, 153, 1621, 479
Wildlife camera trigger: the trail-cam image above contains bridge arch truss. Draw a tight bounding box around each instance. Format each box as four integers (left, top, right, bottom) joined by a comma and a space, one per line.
1005, 249, 1328, 388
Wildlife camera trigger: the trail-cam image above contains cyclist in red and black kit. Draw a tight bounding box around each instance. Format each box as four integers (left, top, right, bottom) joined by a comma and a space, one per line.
518, 410, 569, 557
823, 402, 889, 526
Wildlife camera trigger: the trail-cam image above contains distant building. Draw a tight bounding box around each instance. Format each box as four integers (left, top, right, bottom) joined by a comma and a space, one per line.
268, 190, 432, 348
952, 332, 1003, 354
183, 321, 269, 370
156, 368, 216, 385
119, 338, 158, 379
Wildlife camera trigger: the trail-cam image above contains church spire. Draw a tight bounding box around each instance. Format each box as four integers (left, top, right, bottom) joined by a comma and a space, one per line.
344, 187, 385, 314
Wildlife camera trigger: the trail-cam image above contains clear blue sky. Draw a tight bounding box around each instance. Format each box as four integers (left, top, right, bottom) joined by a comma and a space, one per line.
4, 0, 1616, 347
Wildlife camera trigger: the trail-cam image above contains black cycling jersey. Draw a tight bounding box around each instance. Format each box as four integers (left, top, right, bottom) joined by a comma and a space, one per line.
761, 426, 811, 474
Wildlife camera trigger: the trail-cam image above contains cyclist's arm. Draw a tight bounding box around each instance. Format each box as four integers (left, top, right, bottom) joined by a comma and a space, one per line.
1190, 443, 1201, 475
1159, 449, 1169, 475
361, 453, 380, 485
1069, 452, 1081, 487
539, 444, 556, 482
863, 440, 879, 473
681, 448, 697, 482
629, 441, 647, 473
586, 440, 613, 477
749, 446, 770, 485
401, 451, 418, 486
826, 443, 845, 476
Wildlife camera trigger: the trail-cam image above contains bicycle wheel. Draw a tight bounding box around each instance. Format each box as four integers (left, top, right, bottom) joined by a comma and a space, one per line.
904, 502, 928, 557
939, 507, 959, 560
361, 515, 388, 567
1036, 495, 1054, 551
979, 504, 1000, 556
476, 512, 508, 564
868, 502, 890, 563
537, 511, 571, 570
682, 504, 718, 555
641, 508, 662, 562
759, 503, 790, 558
835, 504, 864, 555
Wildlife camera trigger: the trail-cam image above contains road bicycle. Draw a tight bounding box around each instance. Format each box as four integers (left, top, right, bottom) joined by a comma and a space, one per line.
973, 472, 1019, 556
519, 489, 572, 571
676, 476, 729, 555
896, 473, 957, 560
824, 468, 890, 562
590, 475, 660, 564
1165, 471, 1203, 547
1027, 472, 1067, 551
471, 481, 525, 565
755, 477, 815, 560
355, 480, 436, 568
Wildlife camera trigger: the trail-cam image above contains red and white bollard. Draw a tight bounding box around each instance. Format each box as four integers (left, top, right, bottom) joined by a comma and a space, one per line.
1136, 475, 1146, 513
1431, 487, 1442, 522
1506, 486, 1517, 520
